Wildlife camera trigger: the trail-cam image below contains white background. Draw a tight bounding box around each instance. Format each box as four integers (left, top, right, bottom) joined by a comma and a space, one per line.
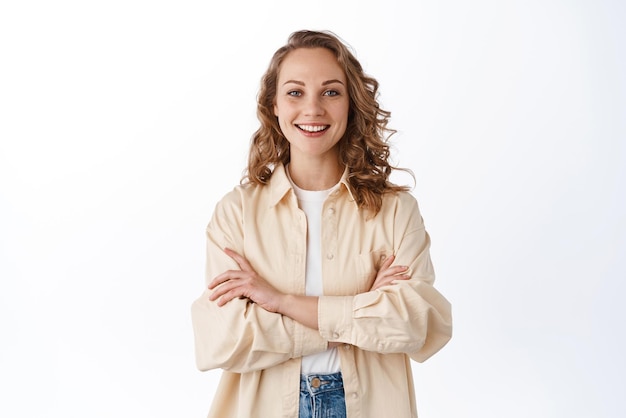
1, 0, 624, 417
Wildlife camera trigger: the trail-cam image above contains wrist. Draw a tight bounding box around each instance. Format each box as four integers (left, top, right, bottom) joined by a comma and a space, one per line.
276, 294, 320, 330
276, 293, 292, 316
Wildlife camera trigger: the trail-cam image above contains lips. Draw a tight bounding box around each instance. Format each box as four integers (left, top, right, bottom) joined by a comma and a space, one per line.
296, 124, 330, 133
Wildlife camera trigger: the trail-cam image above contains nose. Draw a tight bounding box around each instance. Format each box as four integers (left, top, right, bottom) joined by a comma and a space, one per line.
303, 95, 324, 116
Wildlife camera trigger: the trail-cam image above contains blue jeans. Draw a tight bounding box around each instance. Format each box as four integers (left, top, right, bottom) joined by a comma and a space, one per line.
299, 372, 347, 418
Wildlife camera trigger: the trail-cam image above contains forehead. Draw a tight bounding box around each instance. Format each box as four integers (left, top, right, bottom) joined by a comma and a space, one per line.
277, 47, 346, 83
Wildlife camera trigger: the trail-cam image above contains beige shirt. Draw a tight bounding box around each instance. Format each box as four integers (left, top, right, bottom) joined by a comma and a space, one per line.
191, 165, 452, 418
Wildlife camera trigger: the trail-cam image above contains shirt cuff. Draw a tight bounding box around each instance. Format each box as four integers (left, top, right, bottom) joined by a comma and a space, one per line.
318, 295, 353, 342
293, 321, 327, 358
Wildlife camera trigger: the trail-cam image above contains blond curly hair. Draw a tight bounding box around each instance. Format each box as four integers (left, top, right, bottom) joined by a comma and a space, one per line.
243, 30, 411, 214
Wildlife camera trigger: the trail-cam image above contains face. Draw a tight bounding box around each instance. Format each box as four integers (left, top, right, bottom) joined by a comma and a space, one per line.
273, 47, 349, 165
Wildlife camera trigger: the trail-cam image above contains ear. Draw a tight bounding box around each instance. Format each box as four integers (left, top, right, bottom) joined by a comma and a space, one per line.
273, 101, 278, 117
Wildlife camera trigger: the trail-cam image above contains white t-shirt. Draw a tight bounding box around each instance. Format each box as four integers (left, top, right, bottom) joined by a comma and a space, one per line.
287, 168, 341, 374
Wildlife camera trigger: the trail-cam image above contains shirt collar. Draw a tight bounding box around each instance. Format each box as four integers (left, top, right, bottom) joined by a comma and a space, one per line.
268, 164, 358, 207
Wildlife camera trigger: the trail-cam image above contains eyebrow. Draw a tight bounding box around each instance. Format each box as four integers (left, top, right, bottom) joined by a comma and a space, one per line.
282, 79, 345, 86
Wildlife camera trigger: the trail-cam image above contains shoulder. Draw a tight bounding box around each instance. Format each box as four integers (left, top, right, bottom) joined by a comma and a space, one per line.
378, 190, 425, 230
213, 182, 260, 212
207, 183, 262, 237
381, 190, 421, 212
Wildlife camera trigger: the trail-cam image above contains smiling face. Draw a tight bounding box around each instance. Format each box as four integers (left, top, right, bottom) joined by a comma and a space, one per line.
273, 47, 349, 167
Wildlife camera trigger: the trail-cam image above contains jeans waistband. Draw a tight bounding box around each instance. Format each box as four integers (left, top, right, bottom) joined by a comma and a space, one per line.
300, 372, 344, 394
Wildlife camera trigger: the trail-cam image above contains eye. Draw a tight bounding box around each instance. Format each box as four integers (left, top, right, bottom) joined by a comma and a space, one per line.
323, 90, 340, 97
287, 90, 302, 97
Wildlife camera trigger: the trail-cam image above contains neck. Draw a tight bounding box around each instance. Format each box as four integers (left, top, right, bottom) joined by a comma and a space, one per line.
287, 157, 343, 191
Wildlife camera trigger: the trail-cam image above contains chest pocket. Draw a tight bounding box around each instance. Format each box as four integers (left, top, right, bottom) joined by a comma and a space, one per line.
357, 249, 394, 293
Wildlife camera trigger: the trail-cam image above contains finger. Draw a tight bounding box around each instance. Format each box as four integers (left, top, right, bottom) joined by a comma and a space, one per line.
371, 273, 410, 290
208, 270, 245, 290
209, 278, 245, 301
379, 254, 395, 271
224, 248, 253, 271
380, 265, 409, 277
375, 266, 408, 283
208, 272, 231, 290
215, 286, 248, 306
372, 279, 400, 291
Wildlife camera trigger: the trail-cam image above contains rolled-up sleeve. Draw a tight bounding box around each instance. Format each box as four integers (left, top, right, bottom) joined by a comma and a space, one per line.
318, 195, 452, 362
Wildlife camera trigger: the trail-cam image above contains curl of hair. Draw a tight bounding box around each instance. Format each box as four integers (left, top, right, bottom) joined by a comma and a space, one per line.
243, 30, 413, 215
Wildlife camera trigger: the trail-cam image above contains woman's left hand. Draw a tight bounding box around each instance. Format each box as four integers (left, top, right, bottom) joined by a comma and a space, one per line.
208, 248, 284, 313
370, 254, 410, 291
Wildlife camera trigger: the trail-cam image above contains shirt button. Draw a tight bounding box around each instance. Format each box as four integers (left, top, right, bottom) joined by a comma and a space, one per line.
343, 344, 350, 350
352, 392, 359, 399
328, 207, 335, 214
326, 253, 334, 260
332, 332, 340, 339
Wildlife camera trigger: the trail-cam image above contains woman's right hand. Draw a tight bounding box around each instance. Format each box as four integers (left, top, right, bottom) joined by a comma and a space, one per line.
208, 248, 284, 313
369, 255, 410, 291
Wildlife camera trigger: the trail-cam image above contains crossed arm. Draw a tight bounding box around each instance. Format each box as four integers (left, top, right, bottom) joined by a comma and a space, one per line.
208, 247, 410, 331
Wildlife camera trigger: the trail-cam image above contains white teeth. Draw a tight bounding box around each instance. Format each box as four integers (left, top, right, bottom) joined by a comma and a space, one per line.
297, 124, 328, 132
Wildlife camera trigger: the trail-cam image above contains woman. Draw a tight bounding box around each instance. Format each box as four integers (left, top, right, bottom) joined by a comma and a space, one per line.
192, 30, 452, 418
